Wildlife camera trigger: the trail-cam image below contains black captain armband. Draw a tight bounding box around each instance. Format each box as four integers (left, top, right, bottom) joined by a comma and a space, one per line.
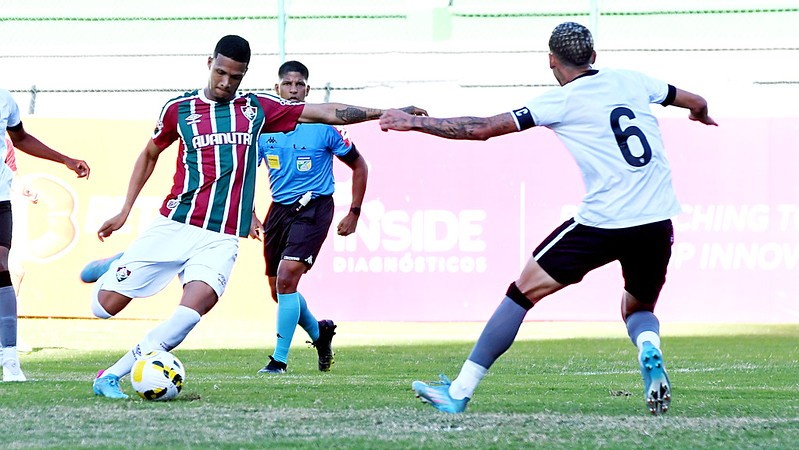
6, 121, 23, 132
511, 107, 536, 131
338, 145, 361, 164
661, 85, 677, 107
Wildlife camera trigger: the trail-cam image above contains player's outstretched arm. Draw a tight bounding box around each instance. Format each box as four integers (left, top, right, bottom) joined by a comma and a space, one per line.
97, 139, 163, 241
671, 88, 718, 126
7, 124, 90, 178
300, 103, 427, 125
380, 109, 519, 141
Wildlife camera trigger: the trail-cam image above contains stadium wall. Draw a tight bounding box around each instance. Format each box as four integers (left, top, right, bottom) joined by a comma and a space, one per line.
13, 116, 799, 323
3, 1, 799, 323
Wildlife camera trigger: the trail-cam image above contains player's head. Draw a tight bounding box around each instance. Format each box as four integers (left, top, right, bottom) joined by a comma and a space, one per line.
549, 22, 595, 67
206, 35, 251, 102
275, 60, 310, 102
214, 35, 251, 64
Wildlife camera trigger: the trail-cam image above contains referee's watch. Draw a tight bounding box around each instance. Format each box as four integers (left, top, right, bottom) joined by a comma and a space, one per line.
349, 206, 361, 216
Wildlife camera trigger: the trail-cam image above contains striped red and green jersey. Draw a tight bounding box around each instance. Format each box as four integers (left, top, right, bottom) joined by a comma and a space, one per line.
152, 89, 304, 237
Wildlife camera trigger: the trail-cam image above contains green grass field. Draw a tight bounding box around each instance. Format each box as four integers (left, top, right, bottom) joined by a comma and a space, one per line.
1, 324, 797, 449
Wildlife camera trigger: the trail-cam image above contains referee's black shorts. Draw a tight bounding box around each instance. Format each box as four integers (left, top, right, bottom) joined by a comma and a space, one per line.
533, 218, 674, 304
0, 201, 12, 249
263, 195, 334, 277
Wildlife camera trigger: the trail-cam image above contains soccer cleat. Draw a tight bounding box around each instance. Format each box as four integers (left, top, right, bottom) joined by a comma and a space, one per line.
93, 370, 129, 399
412, 374, 470, 413
2, 359, 27, 382
258, 355, 287, 374
639, 342, 671, 415
80, 252, 123, 283
310, 319, 336, 372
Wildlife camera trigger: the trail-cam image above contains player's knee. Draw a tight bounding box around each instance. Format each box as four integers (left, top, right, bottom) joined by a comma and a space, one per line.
90, 289, 114, 319
506, 282, 534, 310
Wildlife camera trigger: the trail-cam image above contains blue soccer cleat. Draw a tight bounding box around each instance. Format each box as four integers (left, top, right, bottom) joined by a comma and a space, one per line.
80, 252, 123, 283
639, 342, 671, 415
93, 370, 129, 399
411, 374, 470, 413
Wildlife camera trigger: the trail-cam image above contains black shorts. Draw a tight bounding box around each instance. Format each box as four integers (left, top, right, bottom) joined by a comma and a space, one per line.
263, 195, 334, 277
533, 218, 674, 304
0, 201, 12, 249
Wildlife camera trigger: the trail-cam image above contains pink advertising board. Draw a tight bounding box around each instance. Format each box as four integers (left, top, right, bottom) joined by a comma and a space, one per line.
300, 118, 799, 323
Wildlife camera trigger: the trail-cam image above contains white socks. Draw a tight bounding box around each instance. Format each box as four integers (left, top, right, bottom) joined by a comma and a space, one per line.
636, 331, 662, 357
449, 359, 487, 400
105, 305, 201, 378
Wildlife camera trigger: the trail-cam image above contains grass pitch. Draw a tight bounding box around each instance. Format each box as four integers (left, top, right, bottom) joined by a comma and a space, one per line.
1, 323, 797, 449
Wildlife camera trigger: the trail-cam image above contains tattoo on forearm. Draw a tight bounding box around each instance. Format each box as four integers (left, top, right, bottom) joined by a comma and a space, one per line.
335, 107, 383, 123
418, 117, 488, 139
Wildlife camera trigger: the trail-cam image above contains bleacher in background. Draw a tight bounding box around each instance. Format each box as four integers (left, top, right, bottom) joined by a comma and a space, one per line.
1, 0, 797, 119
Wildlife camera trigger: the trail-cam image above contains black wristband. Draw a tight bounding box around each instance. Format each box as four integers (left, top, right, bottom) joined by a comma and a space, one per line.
350, 206, 361, 216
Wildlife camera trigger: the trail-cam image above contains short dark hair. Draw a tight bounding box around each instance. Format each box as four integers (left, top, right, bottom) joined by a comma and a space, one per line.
549, 22, 594, 67
278, 60, 309, 80
213, 35, 251, 64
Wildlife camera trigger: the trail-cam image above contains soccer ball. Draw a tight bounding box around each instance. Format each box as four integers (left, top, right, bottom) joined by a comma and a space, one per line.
131, 350, 186, 401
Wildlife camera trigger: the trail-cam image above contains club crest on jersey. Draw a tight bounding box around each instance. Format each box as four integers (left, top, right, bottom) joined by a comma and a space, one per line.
116, 265, 131, 282
296, 156, 312, 172
185, 113, 202, 126
241, 105, 257, 122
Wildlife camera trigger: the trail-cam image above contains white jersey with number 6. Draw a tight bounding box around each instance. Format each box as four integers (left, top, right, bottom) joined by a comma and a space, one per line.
514, 68, 682, 229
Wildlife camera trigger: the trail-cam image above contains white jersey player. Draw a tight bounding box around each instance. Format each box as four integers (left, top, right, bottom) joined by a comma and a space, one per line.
380, 21, 717, 415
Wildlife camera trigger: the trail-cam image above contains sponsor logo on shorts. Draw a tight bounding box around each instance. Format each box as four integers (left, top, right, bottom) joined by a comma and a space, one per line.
217, 274, 227, 288
116, 265, 131, 282
166, 199, 180, 210
304, 255, 314, 265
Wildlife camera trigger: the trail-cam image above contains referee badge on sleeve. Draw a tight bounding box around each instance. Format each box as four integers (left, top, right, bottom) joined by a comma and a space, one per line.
267, 154, 281, 169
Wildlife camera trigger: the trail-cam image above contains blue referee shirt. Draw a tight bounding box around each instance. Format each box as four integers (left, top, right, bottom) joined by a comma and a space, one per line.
258, 123, 355, 204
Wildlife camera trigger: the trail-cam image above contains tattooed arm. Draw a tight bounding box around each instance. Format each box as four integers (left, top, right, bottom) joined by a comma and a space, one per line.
379, 109, 519, 141
300, 103, 427, 125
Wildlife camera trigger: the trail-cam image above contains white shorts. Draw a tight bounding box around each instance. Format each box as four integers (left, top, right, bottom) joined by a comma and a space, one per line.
96, 215, 238, 299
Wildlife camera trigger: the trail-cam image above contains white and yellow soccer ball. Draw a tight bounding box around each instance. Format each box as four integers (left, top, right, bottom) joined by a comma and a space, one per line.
131, 350, 186, 401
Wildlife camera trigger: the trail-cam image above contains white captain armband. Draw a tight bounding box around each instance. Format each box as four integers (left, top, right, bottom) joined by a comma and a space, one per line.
511, 107, 535, 131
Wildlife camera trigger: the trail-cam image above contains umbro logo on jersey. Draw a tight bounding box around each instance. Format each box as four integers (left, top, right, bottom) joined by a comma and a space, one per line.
241, 105, 257, 121
185, 113, 202, 126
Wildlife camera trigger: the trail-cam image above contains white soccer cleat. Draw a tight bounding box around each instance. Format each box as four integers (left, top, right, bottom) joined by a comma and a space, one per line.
2, 359, 27, 382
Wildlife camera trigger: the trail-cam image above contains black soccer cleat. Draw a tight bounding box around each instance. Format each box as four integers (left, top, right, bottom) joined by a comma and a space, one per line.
258, 355, 287, 374
311, 320, 337, 372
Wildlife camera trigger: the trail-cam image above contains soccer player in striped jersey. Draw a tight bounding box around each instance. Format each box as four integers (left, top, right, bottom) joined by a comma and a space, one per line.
85, 35, 426, 399
1, 91, 90, 382
380, 22, 717, 415
255, 60, 367, 375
